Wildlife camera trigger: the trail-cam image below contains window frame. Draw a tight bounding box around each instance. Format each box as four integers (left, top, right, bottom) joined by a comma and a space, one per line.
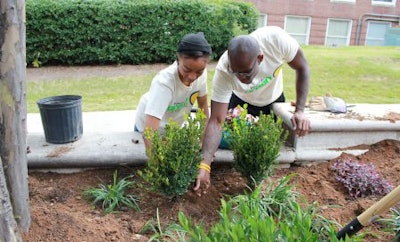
330, 0, 356, 3
371, 0, 396, 6
325, 18, 353, 46
284, 15, 311, 45
258, 14, 268, 27
365, 21, 392, 46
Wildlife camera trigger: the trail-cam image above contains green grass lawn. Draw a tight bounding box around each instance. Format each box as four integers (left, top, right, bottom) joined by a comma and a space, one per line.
283, 46, 400, 104
27, 46, 400, 113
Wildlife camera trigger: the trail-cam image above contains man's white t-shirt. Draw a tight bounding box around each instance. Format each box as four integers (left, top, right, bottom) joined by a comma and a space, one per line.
135, 61, 208, 132
211, 26, 299, 107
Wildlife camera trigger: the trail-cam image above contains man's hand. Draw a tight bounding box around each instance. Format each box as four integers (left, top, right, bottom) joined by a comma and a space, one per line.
194, 168, 210, 191
290, 111, 311, 137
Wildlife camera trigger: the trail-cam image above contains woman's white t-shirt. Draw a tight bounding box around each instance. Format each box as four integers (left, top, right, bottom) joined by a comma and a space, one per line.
135, 61, 208, 132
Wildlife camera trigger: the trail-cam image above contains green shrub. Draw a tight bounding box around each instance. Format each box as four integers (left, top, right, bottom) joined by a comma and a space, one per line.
224, 104, 287, 188
175, 176, 361, 241
26, 0, 258, 66
82, 170, 140, 213
138, 111, 207, 198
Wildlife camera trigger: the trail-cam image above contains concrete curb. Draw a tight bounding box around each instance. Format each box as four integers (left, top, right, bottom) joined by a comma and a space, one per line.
27, 103, 400, 169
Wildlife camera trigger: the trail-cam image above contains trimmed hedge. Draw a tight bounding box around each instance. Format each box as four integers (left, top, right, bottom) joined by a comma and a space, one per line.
26, 0, 258, 66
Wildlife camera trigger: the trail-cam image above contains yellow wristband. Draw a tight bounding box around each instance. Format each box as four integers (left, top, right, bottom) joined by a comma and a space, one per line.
199, 165, 210, 173
198, 162, 211, 173
198, 163, 211, 172
199, 162, 211, 170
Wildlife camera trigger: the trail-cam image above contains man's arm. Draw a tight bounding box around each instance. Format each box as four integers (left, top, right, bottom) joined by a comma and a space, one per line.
201, 101, 229, 163
287, 48, 309, 112
194, 100, 228, 191
287, 48, 311, 136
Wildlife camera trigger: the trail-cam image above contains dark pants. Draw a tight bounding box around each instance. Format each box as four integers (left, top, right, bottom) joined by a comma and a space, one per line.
228, 92, 285, 117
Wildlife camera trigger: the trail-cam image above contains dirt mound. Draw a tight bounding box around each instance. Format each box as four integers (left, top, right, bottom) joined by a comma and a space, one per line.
23, 139, 400, 241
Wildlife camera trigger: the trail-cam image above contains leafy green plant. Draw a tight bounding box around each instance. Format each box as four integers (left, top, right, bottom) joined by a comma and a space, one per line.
32, 52, 42, 68
138, 110, 207, 198
26, 0, 257, 65
175, 176, 362, 241
82, 170, 140, 213
224, 104, 287, 188
379, 206, 400, 241
140, 208, 187, 242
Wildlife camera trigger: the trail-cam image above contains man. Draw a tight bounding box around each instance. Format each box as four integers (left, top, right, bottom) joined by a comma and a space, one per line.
194, 26, 311, 191
134, 32, 212, 151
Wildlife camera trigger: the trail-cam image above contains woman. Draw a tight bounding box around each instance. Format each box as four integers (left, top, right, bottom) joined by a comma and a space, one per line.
134, 32, 212, 151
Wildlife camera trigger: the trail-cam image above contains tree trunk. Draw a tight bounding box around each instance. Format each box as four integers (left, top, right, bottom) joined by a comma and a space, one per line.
0, 0, 31, 234
0, 157, 21, 241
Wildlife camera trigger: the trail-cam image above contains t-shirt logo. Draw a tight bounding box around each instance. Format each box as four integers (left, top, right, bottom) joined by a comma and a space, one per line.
273, 65, 282, 77
166, 91, 199, 112
245, 76, 272, 93
190, 91, 199, 105
244, 65, 282, 94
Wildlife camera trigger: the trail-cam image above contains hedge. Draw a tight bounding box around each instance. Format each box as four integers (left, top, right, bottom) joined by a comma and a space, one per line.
26, 0, 258, 66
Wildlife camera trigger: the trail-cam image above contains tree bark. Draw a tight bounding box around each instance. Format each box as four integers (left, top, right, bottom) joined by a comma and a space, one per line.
0, 157, 21, 242
0, 0, 31, 234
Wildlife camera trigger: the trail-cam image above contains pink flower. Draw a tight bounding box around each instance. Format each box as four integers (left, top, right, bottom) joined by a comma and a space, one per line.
226, 106, 258, 125
232, 106, 243, 118
246, 114, 253, 122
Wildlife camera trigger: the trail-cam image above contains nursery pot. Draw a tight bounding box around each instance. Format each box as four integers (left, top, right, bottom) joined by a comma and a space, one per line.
37, 95, 83, 144
219, 130, 232, 150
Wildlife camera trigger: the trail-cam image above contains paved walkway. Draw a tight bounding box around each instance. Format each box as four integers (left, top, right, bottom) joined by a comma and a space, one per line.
27, 103, 400, 170
27, 110, 237, 169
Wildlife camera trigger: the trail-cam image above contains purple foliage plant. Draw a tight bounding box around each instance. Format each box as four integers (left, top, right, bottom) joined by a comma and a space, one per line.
330, 158, 393, 198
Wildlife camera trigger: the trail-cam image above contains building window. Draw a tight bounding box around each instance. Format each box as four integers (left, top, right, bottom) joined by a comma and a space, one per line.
284, 16, 311, 45
365, 21, 391, 46
258, 14, 268, 27
371, 0, 396, 6
326, 19, 352, 46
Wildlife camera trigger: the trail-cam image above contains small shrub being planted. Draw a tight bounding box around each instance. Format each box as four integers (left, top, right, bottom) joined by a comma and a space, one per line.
138, 111, 207, 198
330, 158, 393, 198
224, 104, 287, 188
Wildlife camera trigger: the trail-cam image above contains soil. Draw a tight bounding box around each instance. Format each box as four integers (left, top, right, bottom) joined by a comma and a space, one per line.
23, 66, 400, 241
22, 139, 400, 242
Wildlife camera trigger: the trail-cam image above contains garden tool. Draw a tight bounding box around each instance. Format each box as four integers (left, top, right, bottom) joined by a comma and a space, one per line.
337, 185, 400, 240
308, 93, 347, 113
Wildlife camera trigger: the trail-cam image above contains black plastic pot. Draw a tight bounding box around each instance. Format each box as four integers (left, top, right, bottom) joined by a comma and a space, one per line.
37, 95, 83, 144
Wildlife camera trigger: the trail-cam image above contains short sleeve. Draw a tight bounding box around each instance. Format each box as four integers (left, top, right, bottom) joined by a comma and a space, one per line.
144, 81, 173, 120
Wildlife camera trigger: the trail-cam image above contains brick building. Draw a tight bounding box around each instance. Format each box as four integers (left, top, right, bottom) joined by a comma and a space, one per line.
244, 0, 400, 46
